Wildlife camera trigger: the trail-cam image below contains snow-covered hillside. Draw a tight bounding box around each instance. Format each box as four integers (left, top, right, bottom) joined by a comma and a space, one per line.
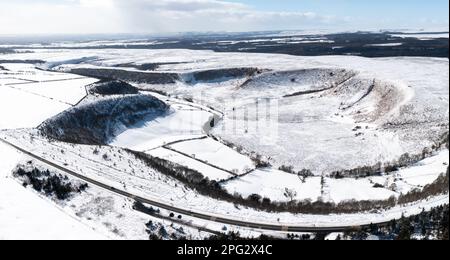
1, 46, 448, 240
39, 94, 169, 144
10, 48, 444, 173
0, 142, 106, 240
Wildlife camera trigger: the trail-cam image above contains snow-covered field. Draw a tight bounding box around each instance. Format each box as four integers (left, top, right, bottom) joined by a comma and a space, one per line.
168, 137, 256, 175
397, 150, 449, 187
1, 63, 89, 82
223, 168, 322, 202
0, 78, 31, 85
223, 149, 449, 203
0, 86, 71, 129
0, 63, 97, 129
10, 78, 97, 105
389, 33, 449, 40
111, 98, 212, 151
365, 43, 403, 47
324, 178, 397, 203
0, 142, 106, 240
147, 147, 233, 181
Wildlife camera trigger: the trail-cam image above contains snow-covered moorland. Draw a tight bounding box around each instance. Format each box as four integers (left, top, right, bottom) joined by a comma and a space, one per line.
17, 48, 446, 174
0, 46, 448, 239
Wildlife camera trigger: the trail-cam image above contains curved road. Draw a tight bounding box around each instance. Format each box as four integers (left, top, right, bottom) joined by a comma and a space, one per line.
1, 137, 446, 233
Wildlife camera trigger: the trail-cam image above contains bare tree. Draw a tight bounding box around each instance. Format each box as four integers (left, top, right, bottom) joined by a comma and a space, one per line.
284, 188, 297, 202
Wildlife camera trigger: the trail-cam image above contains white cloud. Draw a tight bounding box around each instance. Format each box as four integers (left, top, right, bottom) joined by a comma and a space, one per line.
110, 0, 342, 33
0, 0, 447, 35
78, 0, 115, 8
0, 1, 115, 34
114, 0, 249, 12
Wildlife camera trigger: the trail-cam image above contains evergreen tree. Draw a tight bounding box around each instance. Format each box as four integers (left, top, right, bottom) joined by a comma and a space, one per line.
397, 217, 412, 240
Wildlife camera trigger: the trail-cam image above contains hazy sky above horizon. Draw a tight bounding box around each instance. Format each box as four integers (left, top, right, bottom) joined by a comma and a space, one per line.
0, 0, 448, 35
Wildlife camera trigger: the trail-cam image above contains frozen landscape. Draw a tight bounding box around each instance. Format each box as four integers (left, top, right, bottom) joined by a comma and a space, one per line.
0, 30, 448, 240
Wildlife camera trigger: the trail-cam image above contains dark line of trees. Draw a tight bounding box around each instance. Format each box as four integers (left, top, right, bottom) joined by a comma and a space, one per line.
129, 149, 449, 215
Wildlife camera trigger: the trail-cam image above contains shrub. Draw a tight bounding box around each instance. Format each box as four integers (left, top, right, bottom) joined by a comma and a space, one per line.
14, 167, 88, 200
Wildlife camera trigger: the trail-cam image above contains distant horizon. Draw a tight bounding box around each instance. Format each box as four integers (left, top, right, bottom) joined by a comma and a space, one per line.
0, 28, 448, 40
0, 0, 448, 35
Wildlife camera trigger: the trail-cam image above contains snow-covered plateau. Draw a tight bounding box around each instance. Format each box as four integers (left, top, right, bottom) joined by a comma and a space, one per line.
0, 47, 448, 240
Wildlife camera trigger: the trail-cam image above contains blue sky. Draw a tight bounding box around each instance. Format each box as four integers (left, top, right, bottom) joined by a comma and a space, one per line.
0, 0, 448, 34
230, 0, 448, 15
230, 0, 449, 27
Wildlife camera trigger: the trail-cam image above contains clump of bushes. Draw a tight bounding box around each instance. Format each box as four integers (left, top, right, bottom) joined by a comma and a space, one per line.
133, 201, 161, 216
14, 167, 88, 200
145, 220, 188, 240
278, 165, 313, 178
206, 231, 276, 240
